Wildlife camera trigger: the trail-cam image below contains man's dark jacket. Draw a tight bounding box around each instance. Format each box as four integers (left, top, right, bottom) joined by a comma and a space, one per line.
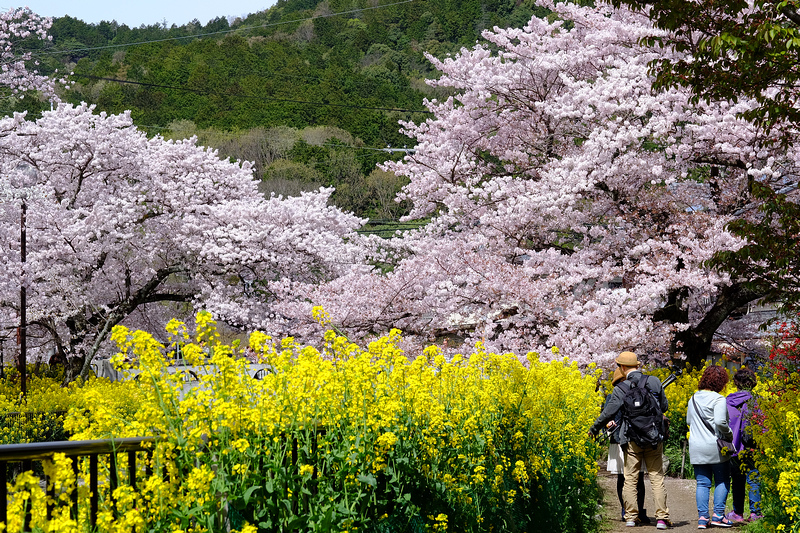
590, 370, 669, 445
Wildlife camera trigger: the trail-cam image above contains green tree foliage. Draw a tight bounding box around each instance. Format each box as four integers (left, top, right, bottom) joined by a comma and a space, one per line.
709, 181, 800, 316
33, 0, 546, 217
48, 0, 542, 132
163, 120, 406, 216
612, 0, 800, 136
365, 168, 411, 219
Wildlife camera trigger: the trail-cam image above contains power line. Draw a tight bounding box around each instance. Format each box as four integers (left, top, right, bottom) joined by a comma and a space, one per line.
32, 0, 417, 58
137, 124, 415, 155
71, 73, 432, 114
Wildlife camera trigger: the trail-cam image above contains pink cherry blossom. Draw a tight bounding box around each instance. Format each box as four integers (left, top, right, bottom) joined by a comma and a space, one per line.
0, 8, 60, 100
310, 0, 799, 368
0, 103, 364, 378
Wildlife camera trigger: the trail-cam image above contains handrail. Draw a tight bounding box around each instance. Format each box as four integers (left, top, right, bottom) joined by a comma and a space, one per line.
0, 436, 156, 461
0, 436, 156, 529
0, 432, 333, 529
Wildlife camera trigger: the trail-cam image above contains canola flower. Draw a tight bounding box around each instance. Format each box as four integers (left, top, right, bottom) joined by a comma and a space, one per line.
774, 412, 800, 523
750, 329, 800, 533
5, 325, 800, 532
3, 311, 602, 532
0, 372, 82, 445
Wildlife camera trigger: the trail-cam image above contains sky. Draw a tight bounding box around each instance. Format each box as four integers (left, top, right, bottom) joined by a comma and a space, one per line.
12, 1, 276, 28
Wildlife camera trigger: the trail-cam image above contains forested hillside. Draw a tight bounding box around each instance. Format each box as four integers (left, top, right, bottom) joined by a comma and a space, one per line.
16, 0, 547, 217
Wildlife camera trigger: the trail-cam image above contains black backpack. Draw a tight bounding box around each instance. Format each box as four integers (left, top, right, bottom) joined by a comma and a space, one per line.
622, 376, 665, 448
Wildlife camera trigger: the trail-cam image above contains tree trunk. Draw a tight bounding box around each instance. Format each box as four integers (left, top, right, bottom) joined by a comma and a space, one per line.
657, 283, 766, 367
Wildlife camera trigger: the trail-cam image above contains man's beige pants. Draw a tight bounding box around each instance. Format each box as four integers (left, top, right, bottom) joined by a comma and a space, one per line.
623, 441, 670, 522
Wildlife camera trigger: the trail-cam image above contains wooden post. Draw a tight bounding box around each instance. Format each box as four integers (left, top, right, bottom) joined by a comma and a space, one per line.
680, 439, 687, 479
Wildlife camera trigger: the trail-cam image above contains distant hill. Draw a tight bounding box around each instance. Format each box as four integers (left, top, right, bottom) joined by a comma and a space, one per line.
16, 0, 548, 217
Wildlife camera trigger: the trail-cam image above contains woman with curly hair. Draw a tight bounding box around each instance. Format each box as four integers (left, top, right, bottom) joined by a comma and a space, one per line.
687, 365, 735, 529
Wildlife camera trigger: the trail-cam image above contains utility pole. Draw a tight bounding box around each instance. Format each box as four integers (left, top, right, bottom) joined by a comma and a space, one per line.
19, 193, 26, 395
14, 162, 35, 396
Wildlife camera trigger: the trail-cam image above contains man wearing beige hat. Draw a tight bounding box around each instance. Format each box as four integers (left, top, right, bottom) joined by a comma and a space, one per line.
590, 351, 671, 529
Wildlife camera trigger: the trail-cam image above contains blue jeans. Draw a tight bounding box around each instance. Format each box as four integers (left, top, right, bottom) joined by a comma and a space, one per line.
731, 455, 761, 515
694, 462, 731, 518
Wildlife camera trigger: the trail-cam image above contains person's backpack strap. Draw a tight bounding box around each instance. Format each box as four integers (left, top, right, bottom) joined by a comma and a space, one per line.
641, 374, 663, 409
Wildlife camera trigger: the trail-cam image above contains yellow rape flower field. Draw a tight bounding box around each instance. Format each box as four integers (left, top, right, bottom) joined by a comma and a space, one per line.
3, 311, 800, 533
0, 311, 605, 533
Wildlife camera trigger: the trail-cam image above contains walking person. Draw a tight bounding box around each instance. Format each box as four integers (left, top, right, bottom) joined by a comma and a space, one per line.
687, 365, 735, 529
725, 367, 762, 523
590, 351, 671, 529
604, 367, 650, 524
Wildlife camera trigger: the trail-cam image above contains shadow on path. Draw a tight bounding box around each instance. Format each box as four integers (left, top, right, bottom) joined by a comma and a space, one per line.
598, 469, 705, 532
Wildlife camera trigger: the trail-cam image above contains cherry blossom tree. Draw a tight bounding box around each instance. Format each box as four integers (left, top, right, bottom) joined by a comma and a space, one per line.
0, 103, 364, 381
610, 0, 800, 136
311, 0, 800, 368
0, 7, 365, 383
607, 0, 800, 317
0, 7, 62, 100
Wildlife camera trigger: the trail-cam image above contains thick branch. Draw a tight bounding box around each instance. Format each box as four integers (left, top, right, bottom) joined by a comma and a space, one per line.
67, 265, 194, 382
675, 283, 766, 366
781, 6, 800, 27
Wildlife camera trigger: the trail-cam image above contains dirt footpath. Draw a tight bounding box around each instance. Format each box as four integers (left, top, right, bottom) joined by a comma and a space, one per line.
597, 468, 702, 532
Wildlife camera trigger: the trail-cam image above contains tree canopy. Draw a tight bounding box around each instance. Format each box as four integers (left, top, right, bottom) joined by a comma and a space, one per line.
611, 0, 800, 137
0, 10, 364, 381
309, 0, 800, 367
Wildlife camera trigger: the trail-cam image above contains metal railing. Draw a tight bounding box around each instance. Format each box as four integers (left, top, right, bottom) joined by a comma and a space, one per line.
0, 430, 391, 530
0, 437, 155, 530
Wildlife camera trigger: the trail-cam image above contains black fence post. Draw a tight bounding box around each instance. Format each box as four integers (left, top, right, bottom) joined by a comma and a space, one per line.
72, 457, 79, 520
90, 453, 98, 527
0, 461, 6, 524
128, 450, 137, 492
46, 467, 55, 521
22, 459, 32, 531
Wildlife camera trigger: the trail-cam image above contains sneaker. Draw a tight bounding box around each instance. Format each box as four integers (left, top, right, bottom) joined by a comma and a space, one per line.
656, 519, 670, 529
626, 519, 638, 527
710, 514, 733, 527
749, 513, 763, 521
698, 516, 709, 529
725, 512, 745, 523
